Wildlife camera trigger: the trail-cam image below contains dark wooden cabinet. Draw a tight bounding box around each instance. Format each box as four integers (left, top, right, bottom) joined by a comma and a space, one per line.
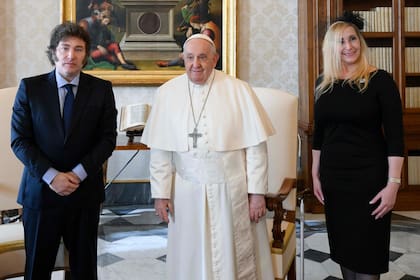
298, 0, 420, 212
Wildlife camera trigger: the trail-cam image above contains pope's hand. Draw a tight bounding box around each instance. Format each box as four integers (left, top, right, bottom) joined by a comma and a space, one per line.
155, 198, 173, 223
249, 194, 266, 223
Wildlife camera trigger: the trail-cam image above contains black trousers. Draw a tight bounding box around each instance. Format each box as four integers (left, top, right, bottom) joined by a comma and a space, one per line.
22, 206, 100, 280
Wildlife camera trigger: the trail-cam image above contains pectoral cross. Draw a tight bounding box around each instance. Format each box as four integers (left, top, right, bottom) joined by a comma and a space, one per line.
188, 127, 202, 148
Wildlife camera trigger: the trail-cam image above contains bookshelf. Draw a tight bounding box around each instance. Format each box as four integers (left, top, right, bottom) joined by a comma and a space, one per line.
298, 0, 420, 212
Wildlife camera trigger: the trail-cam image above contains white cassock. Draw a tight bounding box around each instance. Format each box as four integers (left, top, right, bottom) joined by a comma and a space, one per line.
142, 70, 275, 280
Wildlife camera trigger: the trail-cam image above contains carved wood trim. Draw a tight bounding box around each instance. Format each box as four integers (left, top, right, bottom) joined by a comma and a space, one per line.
265, 177, 297, 249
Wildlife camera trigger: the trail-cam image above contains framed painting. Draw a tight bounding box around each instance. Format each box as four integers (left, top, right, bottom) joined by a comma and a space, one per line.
61, 0, 236, 85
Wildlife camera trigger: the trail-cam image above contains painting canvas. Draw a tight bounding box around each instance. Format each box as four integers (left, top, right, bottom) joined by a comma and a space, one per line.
62, 0, 236, 85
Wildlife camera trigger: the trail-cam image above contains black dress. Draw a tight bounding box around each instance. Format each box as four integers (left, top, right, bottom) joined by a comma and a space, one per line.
312, 70, 404, 274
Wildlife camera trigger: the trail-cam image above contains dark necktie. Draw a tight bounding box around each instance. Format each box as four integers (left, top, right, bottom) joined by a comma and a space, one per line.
63, 84, 74, 136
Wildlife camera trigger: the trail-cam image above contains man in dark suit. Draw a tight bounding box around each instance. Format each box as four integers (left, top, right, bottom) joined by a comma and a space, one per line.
11, 21, 117, 279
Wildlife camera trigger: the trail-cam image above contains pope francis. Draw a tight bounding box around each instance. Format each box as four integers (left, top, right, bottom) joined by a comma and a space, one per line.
141, 34, 275, 280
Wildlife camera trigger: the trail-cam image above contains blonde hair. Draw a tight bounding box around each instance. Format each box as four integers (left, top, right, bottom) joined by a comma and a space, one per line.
316, 21, 371, 97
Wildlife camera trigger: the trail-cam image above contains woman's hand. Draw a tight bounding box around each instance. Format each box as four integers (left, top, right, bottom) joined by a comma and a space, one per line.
370, 157, 404, 219
312, 176, 324, 205
370, 183, 399, 219
311, 150, 324, 205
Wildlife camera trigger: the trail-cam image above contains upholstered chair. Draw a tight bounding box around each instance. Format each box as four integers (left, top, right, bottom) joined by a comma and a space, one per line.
254, 87, 298, 280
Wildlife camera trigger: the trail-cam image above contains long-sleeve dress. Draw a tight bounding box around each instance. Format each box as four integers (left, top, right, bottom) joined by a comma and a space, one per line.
312, 69, 404, 274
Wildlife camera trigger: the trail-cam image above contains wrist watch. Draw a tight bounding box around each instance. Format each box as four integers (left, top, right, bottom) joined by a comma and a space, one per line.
388, 177, 401, 184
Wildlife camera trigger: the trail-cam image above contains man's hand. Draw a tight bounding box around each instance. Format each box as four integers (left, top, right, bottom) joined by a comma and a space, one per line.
49, 172, 80, 196
155, 198, 173, 223
249, 194, 266, 223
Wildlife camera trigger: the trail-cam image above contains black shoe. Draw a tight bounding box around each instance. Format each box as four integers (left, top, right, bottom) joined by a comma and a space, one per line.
121, 63, 138, 70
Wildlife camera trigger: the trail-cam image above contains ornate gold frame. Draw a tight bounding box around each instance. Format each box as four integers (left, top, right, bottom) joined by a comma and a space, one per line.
61, 0, 236, 85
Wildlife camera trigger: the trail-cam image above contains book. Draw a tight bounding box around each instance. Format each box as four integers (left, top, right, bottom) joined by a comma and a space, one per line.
119, 103, 150, 132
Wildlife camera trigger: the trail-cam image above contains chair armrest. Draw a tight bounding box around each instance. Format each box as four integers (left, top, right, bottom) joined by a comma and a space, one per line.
265, 177, 296, 249
0, 209, 22, 224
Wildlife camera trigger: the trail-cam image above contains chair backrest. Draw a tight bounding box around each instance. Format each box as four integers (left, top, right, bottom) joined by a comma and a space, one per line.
0, 87, 22, 212
253, 87, 298, 210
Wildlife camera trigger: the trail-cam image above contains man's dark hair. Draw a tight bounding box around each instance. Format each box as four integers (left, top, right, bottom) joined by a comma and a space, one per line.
46, 21, 91, 66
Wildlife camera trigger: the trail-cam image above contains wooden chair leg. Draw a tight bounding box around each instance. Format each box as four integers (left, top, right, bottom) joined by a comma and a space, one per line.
64, 269, 71, 280
287, 257, 296, 280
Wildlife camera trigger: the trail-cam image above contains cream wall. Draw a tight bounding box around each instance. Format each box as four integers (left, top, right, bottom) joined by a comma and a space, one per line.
0, 0, 298, 95
0, 1, 60, 88
238, 1, 298, 92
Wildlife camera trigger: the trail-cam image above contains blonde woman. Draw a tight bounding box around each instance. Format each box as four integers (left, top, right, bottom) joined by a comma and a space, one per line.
311, 12, 404, 280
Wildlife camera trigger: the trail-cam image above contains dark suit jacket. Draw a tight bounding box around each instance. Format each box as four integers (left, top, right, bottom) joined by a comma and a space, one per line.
11, 70, 117, 209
